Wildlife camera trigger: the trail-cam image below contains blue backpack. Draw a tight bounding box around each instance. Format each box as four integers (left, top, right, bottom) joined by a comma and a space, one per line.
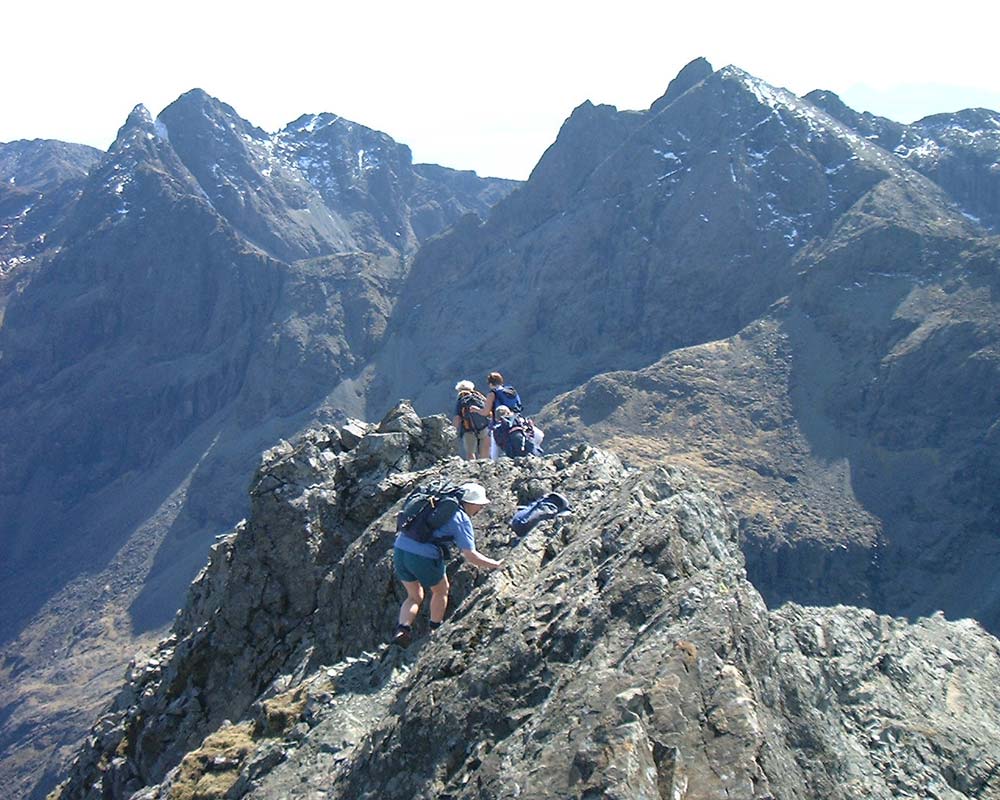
492, 385, 522, 414
396, 483, 463, 543
494, 414, 535, 457
510, 493, 571, 536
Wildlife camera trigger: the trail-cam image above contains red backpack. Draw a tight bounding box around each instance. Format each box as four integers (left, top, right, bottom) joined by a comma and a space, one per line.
458, 390, 490, 431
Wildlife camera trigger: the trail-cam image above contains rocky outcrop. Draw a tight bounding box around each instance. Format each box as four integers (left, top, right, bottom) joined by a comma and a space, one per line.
51, 404, 1000, 800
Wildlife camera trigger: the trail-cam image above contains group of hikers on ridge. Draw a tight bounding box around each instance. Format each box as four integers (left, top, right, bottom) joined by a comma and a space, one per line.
452, 371, 541, 460
391, 372, 564, 648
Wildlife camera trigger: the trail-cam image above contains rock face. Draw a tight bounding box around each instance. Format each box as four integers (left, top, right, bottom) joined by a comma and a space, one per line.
538, 187, 1000, 631
51, 406, 1000, 800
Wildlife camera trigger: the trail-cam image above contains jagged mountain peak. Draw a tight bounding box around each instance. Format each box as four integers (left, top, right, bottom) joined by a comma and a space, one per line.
109, 103, 160, 150
803, 88, 855, 118
125, 102, 154, 127
279, 111, 382, 139
282, 111, 342, 135
166, 87, 254, 123
714, 65, 840, 127
800, 94, 1000, 230
0, 139, 102, 277
915, 106, 1000, 128
158, 88, 270, 147
649, 55, 714, 113
82, 102, 192, 225
0, 139, 101, 189
275, 109, 412, 188
914, 107, 1000, 137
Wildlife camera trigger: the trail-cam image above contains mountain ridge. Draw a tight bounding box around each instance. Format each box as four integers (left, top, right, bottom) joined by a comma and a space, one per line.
49, 405, 1000, 800
2, 59, 1000, 798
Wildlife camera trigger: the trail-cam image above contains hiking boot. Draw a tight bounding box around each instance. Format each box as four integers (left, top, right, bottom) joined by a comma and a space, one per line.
392, 626, 412, 648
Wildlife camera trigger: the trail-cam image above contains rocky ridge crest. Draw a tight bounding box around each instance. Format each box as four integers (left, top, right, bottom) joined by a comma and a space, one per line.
52, 404, 1000, 800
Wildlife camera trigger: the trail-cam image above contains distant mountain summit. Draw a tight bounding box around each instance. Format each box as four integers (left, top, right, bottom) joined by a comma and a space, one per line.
807, 89, 1000, 229
368, 60, 984, 412
0, 139, 101, 280
649, 55, 713, 112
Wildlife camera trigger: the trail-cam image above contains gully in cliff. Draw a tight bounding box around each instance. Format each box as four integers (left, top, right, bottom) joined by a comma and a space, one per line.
392, 482, 505, 646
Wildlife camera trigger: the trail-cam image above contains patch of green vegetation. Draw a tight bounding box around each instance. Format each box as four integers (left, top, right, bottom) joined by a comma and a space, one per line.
169, 722, 256, 800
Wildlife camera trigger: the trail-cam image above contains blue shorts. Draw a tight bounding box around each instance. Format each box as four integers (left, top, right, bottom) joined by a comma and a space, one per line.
394, 547, 446, 589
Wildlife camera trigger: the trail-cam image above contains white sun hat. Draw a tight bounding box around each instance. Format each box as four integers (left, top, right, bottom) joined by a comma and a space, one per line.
455, 379, 475, 392
459, 482, 490, 505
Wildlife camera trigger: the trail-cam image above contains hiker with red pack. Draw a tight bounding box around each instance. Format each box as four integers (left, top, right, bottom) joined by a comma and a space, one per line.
452, 380, 491, 460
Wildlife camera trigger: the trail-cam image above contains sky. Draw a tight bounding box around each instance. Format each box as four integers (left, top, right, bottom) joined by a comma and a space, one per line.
5, 0, 1000, 180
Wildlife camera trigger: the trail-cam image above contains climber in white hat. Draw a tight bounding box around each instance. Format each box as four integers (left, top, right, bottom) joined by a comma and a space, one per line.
392, 482, 504, 647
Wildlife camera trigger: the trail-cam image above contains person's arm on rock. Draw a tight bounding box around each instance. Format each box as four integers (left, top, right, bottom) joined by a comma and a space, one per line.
460, 548, 504, 570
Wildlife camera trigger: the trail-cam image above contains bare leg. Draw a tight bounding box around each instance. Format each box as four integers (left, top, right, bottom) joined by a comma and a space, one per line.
476, 431, 491, 460
461, 431, 477, 461
398, 580, 424, 626
429, 575, 450, 624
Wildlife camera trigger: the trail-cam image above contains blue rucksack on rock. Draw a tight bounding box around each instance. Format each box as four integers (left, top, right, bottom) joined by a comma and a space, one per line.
510, 492, 571, 537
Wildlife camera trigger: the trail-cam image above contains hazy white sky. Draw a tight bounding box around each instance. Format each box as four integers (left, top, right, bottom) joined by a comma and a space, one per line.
5, 0, 999, 179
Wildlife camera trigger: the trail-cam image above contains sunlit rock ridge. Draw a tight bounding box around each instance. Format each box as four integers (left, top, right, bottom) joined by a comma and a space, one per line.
52, 404, 1000, 799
